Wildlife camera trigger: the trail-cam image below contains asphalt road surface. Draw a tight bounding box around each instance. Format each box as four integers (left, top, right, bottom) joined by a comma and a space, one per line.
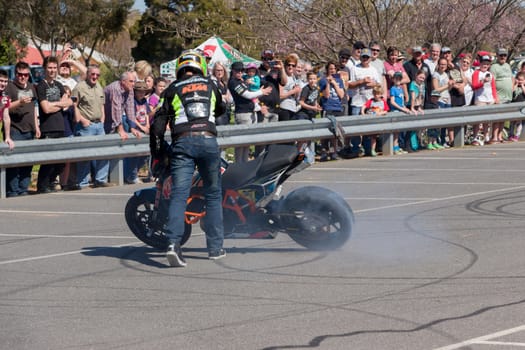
2, 142, 525, 350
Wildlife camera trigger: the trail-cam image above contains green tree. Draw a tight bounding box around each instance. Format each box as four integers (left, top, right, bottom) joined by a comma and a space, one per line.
0, 0, 29, 64
132, 0, 253, 66
24, 0, 133, 66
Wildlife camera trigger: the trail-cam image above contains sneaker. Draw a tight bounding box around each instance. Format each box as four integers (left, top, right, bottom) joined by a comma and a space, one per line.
166, 243, 187, 267
319, 151, 329, 162
509, 136, 519, 142
209, 248, 226, 260
368, 150, 378, 157
94, 181, 112, 188
433, 143, 444, 149
358, 146, 365, 157
426, 143, 436, 150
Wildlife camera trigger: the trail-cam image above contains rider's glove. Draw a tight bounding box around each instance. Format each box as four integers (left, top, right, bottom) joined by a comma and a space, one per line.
151, 157, 164, 178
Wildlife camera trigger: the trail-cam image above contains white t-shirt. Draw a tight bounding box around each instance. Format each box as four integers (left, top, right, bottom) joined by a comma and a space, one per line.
349, 64, 382, 107
474, 70, 495, 104
432, 70, 451, 104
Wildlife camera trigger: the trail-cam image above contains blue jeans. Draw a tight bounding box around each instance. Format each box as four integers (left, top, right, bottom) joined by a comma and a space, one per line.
166, 135, 224, 252
6, 129, 34, 196
121, 115, 145, 182
349, 105, 371, 152
75, 122, 109, 186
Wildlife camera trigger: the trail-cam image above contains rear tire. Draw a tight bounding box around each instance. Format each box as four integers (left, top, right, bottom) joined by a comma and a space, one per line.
125, 194, 191, 250
280, 186, 353, 250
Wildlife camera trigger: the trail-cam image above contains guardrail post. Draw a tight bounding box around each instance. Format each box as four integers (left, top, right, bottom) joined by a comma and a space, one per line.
453, 126, 465, 147
382, 133, 394, 156
109, 159, 124, 186
1, 167, 5, 199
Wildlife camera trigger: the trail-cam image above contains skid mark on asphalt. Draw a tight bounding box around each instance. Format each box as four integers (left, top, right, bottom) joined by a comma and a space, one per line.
433, 324, 525, 349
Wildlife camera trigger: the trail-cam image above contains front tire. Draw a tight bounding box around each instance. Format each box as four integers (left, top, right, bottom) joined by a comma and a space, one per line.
280, 186, 354, 250
125, 194, 191, 250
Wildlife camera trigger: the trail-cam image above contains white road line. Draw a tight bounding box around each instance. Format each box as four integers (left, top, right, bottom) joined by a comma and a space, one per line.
0, 233, 134, 239
476, 340, 525, 346
0, 242, 142, 266
433, 324, 525, 349
353, 185, 525, 213
290, 180, 525, 185
0, 209, 120, 215
309, 167, 525, 172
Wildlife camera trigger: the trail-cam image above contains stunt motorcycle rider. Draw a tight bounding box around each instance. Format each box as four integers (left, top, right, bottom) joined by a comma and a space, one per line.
150, 50, 226, 267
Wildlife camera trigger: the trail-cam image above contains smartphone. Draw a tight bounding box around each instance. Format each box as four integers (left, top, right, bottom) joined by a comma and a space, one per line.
269, 61, 277, 67
71, 96, 78, 102
31, 96, 37, 101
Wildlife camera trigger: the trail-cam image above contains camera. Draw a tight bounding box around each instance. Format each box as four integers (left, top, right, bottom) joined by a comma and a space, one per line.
485, 72, 491, 78
71, 96, 78, 102
269, 61, 277, 67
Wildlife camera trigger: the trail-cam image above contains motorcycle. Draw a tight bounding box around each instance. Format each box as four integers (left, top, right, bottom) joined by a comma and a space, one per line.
125, 143, 354, 251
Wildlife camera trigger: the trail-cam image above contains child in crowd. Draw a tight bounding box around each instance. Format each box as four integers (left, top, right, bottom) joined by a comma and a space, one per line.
509, 72, 525, 141
296, 71, 322, 120
361, 85, 389, 156
148, 77, 167, 118
389, 71, 412, 154
243, 62, 262, 111
471, 55, 497, 145
124, 81, 151, 184
426, 91, 444, 150
404, 70, 427, 151
0, 69, 14, 149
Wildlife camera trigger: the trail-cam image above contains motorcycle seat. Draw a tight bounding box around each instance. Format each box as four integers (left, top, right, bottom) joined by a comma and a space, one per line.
221, 145, 298, 190
258, 144, 299, 178
222, 156, 264, 190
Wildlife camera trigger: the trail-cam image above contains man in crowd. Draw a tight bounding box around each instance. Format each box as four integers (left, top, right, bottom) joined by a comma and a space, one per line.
73, 64, 110, 188
103, 71, 141, 140
35, 56, 73, 193
5, 62, 40, 197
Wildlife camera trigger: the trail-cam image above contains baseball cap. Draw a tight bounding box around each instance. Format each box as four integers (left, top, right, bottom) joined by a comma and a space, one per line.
134, 80, 150, 92
353, 41, 366, 50
338, 48, 351, 57
496, 48, 508, 56
230, 61, 244, 71
246, 62, 258, 70
412, 46, 423, 54
441, 46, 451, 53
261, 49, 274, 59
360, 48, 372, 58
480, 55, 492, 62
393, 71, 403, 79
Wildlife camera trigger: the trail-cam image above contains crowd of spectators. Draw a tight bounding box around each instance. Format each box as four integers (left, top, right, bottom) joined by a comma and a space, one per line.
1, 41, 524, 197
218, 42, 523, 160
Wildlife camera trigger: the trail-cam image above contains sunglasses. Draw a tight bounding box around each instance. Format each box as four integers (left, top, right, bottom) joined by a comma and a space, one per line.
339, 56, 350, 60
371, 48, 380, 52
91, 73, 100, 77
286, 64, 296, 67
17, 72, 29, 78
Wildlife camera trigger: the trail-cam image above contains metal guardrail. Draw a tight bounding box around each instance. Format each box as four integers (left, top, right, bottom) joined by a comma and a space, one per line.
1, 103, 525, 198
